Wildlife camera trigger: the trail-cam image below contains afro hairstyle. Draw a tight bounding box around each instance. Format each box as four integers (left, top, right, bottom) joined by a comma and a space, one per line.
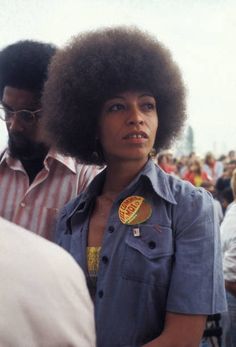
43, 26, 186, 165
0, 40, 56, 99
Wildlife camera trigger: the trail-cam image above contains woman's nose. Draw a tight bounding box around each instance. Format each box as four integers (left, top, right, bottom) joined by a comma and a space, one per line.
126, 107, 144, 125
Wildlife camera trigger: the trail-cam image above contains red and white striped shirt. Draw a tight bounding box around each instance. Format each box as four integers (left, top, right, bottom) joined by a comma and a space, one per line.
0, 149, 101, 240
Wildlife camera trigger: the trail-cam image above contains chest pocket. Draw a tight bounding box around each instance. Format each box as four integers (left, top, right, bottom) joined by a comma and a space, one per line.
122, 224, 174, 287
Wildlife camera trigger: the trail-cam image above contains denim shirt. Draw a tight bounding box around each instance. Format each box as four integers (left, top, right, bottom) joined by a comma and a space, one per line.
55, 159, 227, 347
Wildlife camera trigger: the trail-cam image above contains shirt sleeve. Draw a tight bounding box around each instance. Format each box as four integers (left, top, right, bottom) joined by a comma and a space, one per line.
167, 188, 227, 315
220, 206, 236, 282
223, 239, 236, 282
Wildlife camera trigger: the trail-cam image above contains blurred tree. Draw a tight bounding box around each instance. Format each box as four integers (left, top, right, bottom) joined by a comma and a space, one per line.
174, 125, 195, 156
185, 125, 195, 154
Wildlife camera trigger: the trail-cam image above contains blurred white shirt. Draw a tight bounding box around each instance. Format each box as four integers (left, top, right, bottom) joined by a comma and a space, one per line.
0, 217, 96, 347
220, 202, 236, 282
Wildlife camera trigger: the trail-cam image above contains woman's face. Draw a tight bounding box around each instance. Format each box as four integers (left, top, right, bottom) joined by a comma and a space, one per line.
98, 91, 158, 165
189, 161, 201, 173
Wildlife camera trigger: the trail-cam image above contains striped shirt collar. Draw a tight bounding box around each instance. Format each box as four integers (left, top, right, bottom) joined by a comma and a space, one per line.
0, 148, 77, 174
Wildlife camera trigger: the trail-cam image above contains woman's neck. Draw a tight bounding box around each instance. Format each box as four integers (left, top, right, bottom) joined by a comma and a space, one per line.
102, 158, 148, 196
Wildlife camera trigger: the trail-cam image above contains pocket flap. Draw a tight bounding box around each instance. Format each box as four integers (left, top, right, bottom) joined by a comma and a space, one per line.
125, 225, 174, 259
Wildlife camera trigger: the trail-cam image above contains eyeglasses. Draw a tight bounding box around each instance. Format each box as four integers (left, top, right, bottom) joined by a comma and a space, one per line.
0, 105, 42, 124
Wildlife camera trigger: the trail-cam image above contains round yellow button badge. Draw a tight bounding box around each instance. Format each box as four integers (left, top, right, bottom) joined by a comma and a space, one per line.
118, 195, 152, 225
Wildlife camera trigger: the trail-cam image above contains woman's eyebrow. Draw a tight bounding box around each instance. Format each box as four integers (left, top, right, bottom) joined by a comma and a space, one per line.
138, 93, 155, 98
105, 93, 155, 103
107, 96, 125, 101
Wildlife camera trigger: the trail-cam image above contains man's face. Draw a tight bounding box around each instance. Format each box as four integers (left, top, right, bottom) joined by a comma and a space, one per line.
2, 86, 48, 159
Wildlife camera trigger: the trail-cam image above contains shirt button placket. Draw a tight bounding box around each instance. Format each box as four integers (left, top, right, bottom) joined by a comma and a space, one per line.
98, 290, 104, 298
98, 225, 115, 299
148, 241, 156, 249
101, 255, 109, 264
108, 225, 115, 233
98, 255, 109, 298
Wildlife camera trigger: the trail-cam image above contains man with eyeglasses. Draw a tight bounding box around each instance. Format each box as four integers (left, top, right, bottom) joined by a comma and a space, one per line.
0, 40, 100, 240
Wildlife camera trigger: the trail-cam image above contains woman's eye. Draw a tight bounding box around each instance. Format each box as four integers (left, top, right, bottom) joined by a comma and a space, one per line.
142, 102, 156, 111
108, 104, 125, 112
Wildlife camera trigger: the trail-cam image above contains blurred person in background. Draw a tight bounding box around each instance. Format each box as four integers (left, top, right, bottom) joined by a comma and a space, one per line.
216, 160, 236, 206
183, 158, 211, 187
157, 150, 176, 174
201, 181, 223, 224
220, 187, 234, 214
228, 150, 236, 162
203, 152, 223, 184
220, 168, 236, 347
177, 152, 197, 179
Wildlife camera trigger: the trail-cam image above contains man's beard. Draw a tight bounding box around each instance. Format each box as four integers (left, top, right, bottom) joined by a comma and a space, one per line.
8, 133, 49, 160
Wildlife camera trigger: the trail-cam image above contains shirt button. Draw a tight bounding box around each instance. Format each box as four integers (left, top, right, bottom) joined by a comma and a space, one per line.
108, 225, 115, 233
148, 241, 156, 249
20, 202, 26, 207
98, 290, 104, 298
101, 256, 109, 264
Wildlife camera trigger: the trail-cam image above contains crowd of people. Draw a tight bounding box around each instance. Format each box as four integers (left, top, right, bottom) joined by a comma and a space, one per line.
154, 149, 236, 346
155, 149, 236, 212
0, 26, 234, 347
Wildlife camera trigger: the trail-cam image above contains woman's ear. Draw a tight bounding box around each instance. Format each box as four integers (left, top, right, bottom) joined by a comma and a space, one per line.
91, 136, 103, 163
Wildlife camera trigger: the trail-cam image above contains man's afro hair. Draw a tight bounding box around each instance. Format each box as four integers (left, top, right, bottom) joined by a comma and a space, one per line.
0, 40, 56, 98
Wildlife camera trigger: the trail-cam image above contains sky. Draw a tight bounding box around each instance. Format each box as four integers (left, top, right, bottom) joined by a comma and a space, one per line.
0, 0, 235, 156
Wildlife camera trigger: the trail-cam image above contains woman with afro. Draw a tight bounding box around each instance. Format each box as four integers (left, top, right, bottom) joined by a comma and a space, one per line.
42, 27, 226, 347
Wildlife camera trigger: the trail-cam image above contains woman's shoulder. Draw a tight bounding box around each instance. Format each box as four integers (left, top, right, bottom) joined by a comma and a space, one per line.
161, 167, 211, 202
150, 163, 212, 208
59, 193, 86, 222
62, 168, 106, 217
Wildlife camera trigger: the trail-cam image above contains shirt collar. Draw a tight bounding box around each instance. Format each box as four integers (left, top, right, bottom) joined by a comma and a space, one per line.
69, 159, 177, 217
45, 149, 77, 173
68, 170, 106, 217
0, 148, 77, 174
0, 148, 8, 164
67, 159, 177, 233
138, 159, 177, 205
0, 149, 22, 170
66, 170, 106, 230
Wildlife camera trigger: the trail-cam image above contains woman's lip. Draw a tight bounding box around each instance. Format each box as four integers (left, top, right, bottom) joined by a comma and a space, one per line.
123, 131, 148, 139
123, 137, 148, 144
